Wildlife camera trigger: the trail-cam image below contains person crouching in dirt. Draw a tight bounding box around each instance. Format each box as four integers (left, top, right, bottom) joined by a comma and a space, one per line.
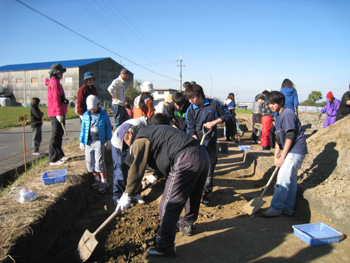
185, 84, 230, 205
111, 114, 171, 207
262, 91, 307, 217
116, 123, 209, 257
318, 91, 340, 128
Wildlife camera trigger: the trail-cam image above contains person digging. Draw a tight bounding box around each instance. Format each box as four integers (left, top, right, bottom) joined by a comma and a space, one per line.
262, 91, 307, 217
115, 123, 209, 257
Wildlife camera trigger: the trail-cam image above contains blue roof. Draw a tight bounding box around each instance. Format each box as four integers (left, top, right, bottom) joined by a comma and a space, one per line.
0, 57, 110, 72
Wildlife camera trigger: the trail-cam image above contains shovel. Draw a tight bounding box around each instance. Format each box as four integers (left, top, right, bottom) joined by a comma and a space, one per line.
200, 124, 212, 146
77, 182, 153, 262
78, 207, 121, 262
60, 122, 69, 140
242, 167, 279, 215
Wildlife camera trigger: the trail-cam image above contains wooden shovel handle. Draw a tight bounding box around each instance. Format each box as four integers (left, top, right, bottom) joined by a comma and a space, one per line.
90, 208, 121, 239
258, 167, 279, 200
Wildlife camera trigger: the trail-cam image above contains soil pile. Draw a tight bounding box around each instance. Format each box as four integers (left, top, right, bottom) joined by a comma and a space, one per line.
298, 115, 350, 233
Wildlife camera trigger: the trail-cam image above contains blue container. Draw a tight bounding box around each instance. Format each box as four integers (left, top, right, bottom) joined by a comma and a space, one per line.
238, 145, 252, 151
292, 223, 342, 246
42, 169, 67, 185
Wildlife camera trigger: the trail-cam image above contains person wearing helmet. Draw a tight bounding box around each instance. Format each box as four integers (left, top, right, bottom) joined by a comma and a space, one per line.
133, 81, 155, 118
77, 72, 98, 120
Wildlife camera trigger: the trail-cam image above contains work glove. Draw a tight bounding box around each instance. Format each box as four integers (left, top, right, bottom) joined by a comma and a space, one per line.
116, 193, 131, 212
56, 115, 63, 123
79, 143, 85, 151
105, 140, 112, 151
79, 115, 83, 120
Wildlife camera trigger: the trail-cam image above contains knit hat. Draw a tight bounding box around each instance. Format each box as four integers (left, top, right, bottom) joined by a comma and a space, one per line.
326, 91, 334, 99
140, 81, 154, 93
86, 95, 99, 110
165, 94, 173, 103
49, 63, 66, 75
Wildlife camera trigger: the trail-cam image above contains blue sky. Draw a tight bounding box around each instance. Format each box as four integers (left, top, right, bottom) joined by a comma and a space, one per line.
1, 0, 349, 102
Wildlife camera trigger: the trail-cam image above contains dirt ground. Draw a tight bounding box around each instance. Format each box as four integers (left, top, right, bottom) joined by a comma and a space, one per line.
1, 113, 349, 263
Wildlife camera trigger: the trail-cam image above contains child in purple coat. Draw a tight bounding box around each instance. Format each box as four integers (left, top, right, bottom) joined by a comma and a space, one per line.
319, 91, 340, 128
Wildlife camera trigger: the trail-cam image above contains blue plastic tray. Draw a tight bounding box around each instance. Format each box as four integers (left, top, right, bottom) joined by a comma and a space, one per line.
42, 169, 67, 185
238, 145, 252, 151
292, 223, 342, 246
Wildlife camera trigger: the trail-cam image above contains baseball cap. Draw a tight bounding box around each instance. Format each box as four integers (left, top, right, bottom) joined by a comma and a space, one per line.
113, 122, 132, 151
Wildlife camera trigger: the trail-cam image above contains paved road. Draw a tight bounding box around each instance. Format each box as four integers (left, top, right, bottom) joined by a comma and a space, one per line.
0, 118, 82, 175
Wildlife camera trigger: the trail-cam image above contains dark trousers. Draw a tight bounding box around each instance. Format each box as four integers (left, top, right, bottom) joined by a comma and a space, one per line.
49, 117, 65, 162
32, 126, 42, 153
225, 117, 236, 141
111, 145, 127, 206
252, 113, 262, 141
112, 104, 129, 131
203, 148, 217, 194
157, 146, 209, 249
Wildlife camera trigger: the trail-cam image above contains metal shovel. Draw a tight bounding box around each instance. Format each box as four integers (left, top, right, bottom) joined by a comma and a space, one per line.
78, 207, 121, 262
242, 167, 279, 215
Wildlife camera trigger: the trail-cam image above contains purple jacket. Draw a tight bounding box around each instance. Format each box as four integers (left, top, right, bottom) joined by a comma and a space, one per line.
320, 98, 340, 128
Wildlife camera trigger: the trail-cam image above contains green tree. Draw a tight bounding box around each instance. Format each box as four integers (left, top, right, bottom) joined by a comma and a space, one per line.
126, 79, 142, 104
307, 91, 322, 103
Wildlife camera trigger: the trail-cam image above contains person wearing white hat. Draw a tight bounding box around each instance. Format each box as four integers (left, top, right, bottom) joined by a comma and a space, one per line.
133, 81, 155, 118
79, 95, 112, 193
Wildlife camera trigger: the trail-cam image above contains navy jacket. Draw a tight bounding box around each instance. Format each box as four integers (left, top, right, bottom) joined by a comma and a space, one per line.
186, 98, 229, 150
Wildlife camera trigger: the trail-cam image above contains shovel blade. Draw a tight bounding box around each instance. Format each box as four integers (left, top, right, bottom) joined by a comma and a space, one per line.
242, 198, 266, 215
78, 229, 98, 262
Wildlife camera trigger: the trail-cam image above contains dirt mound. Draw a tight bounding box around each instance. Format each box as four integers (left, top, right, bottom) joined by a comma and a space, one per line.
298, 115, 350, 233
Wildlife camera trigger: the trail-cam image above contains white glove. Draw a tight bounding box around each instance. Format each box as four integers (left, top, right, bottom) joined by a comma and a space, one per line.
56, 115, 63, 123
79, 143, 85, 151
79, 115, 83, 120
105, 140, 112, 150
116, 193, 131, 211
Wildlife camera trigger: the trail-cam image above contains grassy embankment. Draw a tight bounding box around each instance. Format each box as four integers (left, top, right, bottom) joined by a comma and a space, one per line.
0, 106, 78, 129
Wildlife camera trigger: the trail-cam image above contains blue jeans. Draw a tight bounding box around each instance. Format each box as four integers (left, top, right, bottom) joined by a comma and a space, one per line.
111, 145, 127, 206
271, 153, 305, 215
112, 104, 129, 131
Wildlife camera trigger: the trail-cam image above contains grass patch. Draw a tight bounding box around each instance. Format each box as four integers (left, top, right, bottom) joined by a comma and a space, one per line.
236, 109, 252, 114
0, 106, 78, 129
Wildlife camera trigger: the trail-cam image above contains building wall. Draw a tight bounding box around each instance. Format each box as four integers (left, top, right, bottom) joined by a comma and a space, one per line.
0, 58, 133, 107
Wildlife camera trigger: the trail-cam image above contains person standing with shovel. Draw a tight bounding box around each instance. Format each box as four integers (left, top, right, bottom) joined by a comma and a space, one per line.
262, 91, 307, 217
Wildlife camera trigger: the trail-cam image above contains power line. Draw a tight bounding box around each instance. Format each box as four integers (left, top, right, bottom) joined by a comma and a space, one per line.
13, 0, 178, 82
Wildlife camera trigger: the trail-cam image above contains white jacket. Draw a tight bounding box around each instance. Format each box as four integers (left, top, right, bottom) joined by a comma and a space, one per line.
107, 76, 127, 105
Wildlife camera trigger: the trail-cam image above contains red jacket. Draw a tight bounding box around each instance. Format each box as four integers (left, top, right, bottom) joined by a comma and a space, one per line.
46, 77, 67, 117
77, 84, 98, 115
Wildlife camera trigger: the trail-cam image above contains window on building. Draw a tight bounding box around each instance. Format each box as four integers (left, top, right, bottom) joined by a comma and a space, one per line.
31, 78, 38, 83
158, 91, 164, 95
65, 77, 73, 83
2, 79, 8, 84
16, 79, 23, 83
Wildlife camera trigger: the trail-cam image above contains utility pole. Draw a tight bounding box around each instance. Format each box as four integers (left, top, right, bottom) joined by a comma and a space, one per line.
178, 54, 183, 91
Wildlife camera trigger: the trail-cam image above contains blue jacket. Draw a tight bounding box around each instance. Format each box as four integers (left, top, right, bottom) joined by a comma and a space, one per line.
280, 87, 299, 112
79, 107, 112, 145
186, 98, 229, 150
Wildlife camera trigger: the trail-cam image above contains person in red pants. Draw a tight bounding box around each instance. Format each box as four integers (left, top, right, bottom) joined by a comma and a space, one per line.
257, 91, 274, 150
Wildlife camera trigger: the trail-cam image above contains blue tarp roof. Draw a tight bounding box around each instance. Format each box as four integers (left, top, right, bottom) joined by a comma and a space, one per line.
0, 57, 110, 72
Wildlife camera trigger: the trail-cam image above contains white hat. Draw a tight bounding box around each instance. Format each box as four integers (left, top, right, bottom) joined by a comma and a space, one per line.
140, 81, 154, 93
86, 95, 99, 110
